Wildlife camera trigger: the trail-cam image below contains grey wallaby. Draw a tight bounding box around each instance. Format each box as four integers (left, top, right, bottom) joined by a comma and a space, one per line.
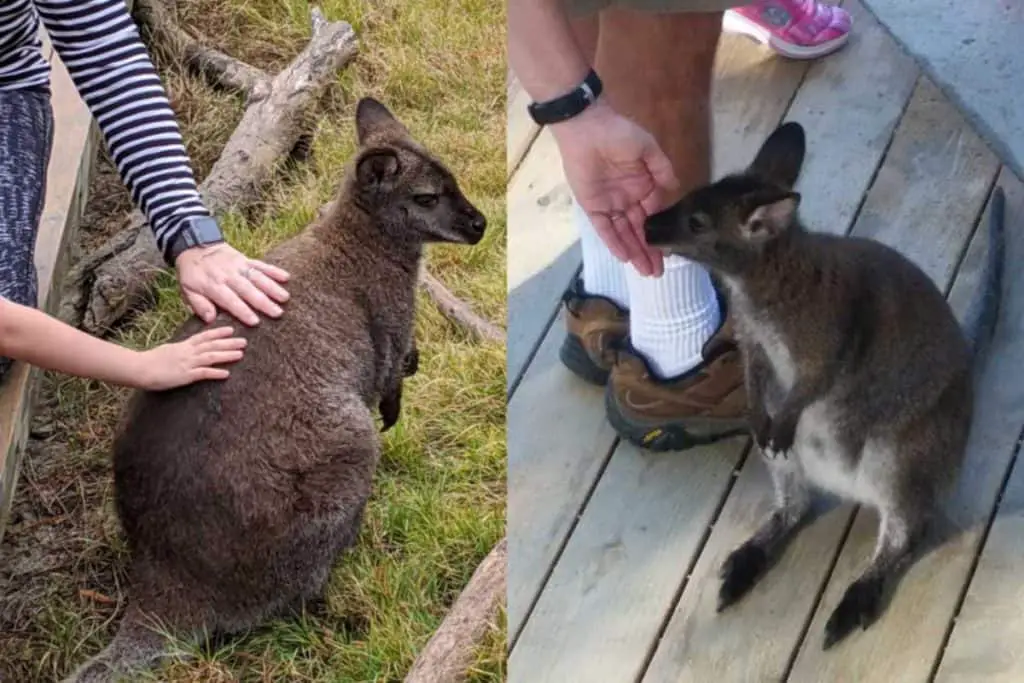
645, 122, 1005, 649
64, 97, 487, 682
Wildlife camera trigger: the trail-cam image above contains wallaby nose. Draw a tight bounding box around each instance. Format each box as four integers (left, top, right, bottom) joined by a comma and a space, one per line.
471, 214, 486, 234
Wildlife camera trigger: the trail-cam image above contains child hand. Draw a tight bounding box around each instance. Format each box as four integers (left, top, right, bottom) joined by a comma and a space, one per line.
139, 326, 247, 391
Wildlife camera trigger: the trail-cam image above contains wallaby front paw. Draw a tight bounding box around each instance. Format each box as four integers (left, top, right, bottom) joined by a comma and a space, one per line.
766, 414, 797, 456
823, 576, 884, 649
717, 542, 769, 612
379, 388, 402, 432
402, 347, 419, 377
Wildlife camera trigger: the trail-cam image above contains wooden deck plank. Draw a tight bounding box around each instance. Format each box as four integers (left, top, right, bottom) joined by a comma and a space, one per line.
927, 169, 1024, 683
506, 128, 580, 392
785, 82, 1004, 681
0, 52, 99, 542
506, 32, 810, 653
642, 7, 921, 678
508, 437, 749, 683
507, 314, 616, 638
507, 71, 539, 178
783, 0, 918, 234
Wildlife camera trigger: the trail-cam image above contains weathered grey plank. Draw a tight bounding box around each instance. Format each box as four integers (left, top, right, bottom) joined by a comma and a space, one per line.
507, 71, 539, 178
508, 437, 748, 683
506, 128, 580, 392
507, 314, 616, 639
506, 31, 811, 670
784, 0, 919, 234
785, 93, 1005, 681
928, 169, 1024, 683
643, 8, 923, 678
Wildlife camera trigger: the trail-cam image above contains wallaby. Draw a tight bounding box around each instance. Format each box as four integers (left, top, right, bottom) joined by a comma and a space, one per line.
645, 122, 1004, 649
64, 97, 487, 682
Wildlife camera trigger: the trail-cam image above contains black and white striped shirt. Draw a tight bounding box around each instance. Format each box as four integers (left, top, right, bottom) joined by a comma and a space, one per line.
0, 0, 216, 262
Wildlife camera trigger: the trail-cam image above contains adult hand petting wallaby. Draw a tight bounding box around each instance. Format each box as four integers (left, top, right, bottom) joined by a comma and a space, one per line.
63, 98, 487, 683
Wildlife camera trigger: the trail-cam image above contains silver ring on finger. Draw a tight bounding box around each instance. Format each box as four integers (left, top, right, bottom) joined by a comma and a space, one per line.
240, 266, 255, 280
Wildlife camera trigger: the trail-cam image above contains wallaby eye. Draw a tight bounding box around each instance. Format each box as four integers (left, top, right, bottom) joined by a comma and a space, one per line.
413, 194, 439, 208
688, 214, 708, 233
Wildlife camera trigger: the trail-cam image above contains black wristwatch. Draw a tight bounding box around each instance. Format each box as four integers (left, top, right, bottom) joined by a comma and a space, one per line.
165, 215, 225, 264
527, 69, 603, 126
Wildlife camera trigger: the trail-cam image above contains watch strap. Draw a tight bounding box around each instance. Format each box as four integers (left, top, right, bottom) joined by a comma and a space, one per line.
527, 69, 603, 126
165, 215, 225, 264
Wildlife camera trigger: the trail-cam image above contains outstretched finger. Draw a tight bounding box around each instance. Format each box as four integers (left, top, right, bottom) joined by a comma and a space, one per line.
192, 367, 231, 382
199, 350, 245, 367
188, 326, 236, 344
626, 204, 663, 277
612, 212, 653, 276
250, 260, 291, 283
589, 212, 630, 263
198, 337, 248, 354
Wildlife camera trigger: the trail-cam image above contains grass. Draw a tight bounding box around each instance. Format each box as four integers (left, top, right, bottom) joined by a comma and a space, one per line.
0, 0, 506, 681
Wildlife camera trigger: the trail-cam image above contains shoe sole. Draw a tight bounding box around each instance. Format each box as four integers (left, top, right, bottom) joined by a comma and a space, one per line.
559, 333, 611, 386
722, 10, 850, 60
605, 385, 749, 453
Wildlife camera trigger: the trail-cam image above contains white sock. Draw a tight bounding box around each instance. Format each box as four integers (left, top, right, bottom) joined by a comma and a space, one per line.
626, 254, 721, 378
574, 202, 630, 310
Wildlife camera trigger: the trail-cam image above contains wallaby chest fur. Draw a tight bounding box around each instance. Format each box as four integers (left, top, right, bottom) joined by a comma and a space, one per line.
722, 230, 972, 503
65, 98, 487, 683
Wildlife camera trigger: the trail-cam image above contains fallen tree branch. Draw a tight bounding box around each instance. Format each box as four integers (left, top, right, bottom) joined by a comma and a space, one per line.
404, 537, 507, 683
134, 0, 272, 100
420, 268, 505, 344
60, 7, 358, 333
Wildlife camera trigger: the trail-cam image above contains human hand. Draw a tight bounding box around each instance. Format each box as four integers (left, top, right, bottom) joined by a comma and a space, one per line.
175, 243, 291, 326
551, 100, 679, 277
138, 326, 247, 391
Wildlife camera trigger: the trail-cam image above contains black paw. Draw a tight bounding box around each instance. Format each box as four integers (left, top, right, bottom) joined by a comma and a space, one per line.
717, 542, 769, 612
402, 347, 419, 377
823, 577, 884, 649
379, 388, 401, 432
767, 415, 797, 454
751, 412, 772, 452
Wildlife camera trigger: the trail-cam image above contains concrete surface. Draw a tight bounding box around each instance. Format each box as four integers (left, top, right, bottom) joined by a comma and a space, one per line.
860, 0, 1024, 179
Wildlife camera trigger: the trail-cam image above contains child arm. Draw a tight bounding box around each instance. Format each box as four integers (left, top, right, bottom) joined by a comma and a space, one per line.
0, 298, 245, 390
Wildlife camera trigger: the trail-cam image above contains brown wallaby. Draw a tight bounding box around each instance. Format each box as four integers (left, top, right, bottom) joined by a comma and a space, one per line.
645, 122, 1005, 649
64, 97, 487, 682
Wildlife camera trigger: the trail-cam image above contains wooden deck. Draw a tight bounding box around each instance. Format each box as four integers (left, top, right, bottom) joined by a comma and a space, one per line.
507, 2, 1024, 681
0, 32, 99, 543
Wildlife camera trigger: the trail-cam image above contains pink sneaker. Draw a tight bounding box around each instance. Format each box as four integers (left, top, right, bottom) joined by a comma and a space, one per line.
723, 1, 852, 60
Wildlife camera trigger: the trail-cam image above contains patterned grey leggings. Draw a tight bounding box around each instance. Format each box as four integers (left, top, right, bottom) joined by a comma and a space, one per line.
0, 89, 55, 380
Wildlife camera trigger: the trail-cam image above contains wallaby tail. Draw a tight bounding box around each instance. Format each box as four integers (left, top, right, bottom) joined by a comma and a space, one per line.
62, 606, 171, 683
964, 186, 1007, 359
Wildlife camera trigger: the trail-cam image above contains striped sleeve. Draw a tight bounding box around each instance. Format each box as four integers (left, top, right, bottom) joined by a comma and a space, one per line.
32, 0, 218, 263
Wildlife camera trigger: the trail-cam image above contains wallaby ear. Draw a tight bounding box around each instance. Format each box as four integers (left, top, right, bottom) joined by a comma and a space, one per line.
741, 192, 800, 243
356, 148, 400, 192
356, 97, 410, 145
749, 122, 805, 189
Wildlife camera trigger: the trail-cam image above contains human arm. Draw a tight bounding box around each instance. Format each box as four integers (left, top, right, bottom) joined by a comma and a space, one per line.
32, 0, 290, 325
508, 0, 678, 276
0, 297, 245, 390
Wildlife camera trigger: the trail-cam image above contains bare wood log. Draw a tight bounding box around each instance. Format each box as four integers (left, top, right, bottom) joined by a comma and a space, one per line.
134, 0, 272, 100
404, 537, 507, 683
420, 268, 505, 344
60, 7, 358, 333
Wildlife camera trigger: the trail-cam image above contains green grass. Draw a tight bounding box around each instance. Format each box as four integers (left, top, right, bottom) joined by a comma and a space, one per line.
0, 0, 505, 681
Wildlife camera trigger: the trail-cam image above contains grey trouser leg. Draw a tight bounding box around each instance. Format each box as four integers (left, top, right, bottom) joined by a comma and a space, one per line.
0, 89, 55, 380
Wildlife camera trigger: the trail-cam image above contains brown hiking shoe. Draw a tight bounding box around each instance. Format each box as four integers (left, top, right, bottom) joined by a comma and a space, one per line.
605, 312, 748, 452
559, 278, 630, 385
